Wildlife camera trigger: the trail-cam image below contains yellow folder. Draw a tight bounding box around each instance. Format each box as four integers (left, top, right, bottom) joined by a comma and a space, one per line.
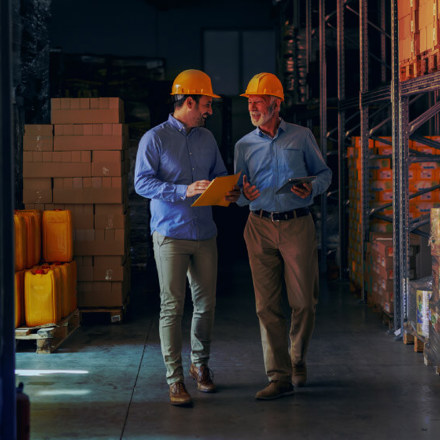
191, 172, 241, 207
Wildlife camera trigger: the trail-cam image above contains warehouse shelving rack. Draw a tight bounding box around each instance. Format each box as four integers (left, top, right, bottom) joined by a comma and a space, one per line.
336, 0, 440, 332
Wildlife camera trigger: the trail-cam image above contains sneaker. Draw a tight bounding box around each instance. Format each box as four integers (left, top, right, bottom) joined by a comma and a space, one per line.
189, 364, 216, 393
255, 381, 294, 400
169, 382, 192, 406
292, 364, 307, 387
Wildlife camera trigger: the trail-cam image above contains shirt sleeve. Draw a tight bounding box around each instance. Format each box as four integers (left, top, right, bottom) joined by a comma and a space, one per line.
134, 132, 188, 201
234, 140, 250, 207
303, 129, 332, 198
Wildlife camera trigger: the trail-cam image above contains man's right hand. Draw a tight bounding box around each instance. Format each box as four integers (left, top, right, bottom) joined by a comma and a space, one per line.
242, 175, 260, 201
186, 180, 211, 198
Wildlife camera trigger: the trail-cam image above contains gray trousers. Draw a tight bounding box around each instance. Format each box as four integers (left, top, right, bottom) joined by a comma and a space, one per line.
244, 212, 319, 383
152, 231, 218, 385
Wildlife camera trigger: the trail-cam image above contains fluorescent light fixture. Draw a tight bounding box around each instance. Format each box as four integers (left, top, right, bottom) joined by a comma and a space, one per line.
15, 369, 89, 376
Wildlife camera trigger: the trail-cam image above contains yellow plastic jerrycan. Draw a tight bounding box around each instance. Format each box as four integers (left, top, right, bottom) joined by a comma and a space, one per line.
43, 210, 73, 263
15, 271, 25, 328
18, 209, 42, 267
24, 267, 62, 326
15, 210, 40, 268
50, 263, 71, 318
14, 214, 27, 271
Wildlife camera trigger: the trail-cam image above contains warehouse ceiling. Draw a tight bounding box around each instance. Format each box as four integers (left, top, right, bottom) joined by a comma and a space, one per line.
142, 0, 204, 10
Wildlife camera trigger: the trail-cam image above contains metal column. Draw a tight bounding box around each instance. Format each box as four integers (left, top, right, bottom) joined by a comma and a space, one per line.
391, 0, 408, 333
359, 0, 369, 301
319, 0, 328, 273
1, 0, 17, 438
337, 0, 347, 278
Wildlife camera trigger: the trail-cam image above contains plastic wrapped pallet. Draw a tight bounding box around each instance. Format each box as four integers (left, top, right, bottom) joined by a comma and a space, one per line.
425, 299, 440, 368
408, 277, 433, 338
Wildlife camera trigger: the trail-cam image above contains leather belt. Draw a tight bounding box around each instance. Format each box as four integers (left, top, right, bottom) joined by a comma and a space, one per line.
252, 207, 310, 222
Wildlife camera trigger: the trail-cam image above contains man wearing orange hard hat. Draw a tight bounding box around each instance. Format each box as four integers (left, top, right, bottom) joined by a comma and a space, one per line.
234, 72, 332, 400
135, 69, 240, 406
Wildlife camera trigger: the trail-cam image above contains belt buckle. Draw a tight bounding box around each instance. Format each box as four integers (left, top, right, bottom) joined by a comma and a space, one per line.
270, 212, 280, 223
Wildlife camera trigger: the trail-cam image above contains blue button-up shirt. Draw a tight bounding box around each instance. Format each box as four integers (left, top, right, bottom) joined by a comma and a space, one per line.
234, 119, 332, 211
134, 114, 227, 240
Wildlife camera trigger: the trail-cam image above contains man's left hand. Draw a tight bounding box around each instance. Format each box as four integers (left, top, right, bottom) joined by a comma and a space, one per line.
225, 185, 241, 203
291, 182, 312, 199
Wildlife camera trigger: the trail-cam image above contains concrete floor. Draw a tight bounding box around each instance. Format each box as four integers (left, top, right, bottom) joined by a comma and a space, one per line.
15, 257, 440, 440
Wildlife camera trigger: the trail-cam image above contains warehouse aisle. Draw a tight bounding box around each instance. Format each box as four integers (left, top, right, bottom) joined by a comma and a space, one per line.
15, 257, 440, 440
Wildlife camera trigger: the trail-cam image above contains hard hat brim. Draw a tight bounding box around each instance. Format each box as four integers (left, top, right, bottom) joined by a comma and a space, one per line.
170, 92, 221, 98
240, 93, 284, 101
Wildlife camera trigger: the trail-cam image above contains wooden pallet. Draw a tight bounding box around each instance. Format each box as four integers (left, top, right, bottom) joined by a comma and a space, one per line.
79, 304, 127, 324
400, 59, 420, 82
403, 330, 426, 353
15, 309, 80, 354
420, 49, 440, 76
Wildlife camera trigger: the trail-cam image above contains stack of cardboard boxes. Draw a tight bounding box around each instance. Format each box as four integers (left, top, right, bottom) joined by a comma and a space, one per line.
399, 0, 440, 81
348, 136, 435, 309
24, 97, 130, 310
425, 208, 440, 368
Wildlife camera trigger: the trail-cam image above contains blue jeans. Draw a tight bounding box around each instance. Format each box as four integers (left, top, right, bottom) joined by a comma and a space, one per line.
153, 231, 218, 384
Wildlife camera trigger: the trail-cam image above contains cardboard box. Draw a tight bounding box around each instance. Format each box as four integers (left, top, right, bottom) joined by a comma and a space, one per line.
94, 204, 126, 229
94, 257, 127, 281
53, 177, 127, 204
76, 256, 127, 282
92, 151, 125, 176
24, 124, 53, 136
77, 279, 129, 307
23, 162, 91, 178
73, 228, 127, 256
51, 98, 124, 124
23, 135, 54, 152
23, 178, 52, 204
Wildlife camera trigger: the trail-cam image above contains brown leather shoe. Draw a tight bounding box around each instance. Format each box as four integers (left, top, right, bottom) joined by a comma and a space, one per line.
169, 382, 192, 406
189, 364, 216, 393
292, 364, 307, 387
255, 381, 294, 400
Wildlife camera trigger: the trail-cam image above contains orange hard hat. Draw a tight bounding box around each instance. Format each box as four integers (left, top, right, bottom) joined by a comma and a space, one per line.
171, 69, 220, 98
241, 72, 284, 101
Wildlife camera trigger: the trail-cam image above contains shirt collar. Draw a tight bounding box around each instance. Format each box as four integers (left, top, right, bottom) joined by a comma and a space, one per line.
168, 113, 188, 134
256, 117, 286, 139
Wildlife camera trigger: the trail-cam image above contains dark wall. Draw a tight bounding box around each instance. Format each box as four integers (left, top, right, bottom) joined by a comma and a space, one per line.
49, 0, 277, 79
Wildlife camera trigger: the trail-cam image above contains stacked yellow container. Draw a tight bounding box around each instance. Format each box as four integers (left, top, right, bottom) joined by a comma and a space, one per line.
14, 208, 78, 328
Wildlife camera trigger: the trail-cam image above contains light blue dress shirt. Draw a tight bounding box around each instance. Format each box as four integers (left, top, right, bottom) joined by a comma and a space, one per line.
134, 114, 227, 240
234, 119, 332, 212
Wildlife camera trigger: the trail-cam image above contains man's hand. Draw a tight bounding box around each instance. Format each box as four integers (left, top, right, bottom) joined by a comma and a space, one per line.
186, 180, 211, 198
225, 184, 241, 203
242, 175, 260, 201
291, 182, 312, 199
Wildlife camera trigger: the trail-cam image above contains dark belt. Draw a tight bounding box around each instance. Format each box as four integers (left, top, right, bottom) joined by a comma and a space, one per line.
252, 207, 310, 221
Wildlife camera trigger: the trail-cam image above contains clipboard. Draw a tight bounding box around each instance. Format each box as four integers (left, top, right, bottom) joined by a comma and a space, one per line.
276, 176, 316, 195
191, 172, 241, 207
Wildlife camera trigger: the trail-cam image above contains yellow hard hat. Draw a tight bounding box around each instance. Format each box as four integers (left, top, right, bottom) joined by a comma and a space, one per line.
171, 69, 220, 98
241, 72, 284, 101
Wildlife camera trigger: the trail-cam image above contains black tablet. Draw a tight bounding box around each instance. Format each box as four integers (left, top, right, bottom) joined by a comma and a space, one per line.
276, 176, 316, 195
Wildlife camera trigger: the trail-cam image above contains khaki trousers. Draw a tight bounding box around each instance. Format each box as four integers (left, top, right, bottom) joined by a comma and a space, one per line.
244, 212, 319, 382
153, 232, 217, 385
